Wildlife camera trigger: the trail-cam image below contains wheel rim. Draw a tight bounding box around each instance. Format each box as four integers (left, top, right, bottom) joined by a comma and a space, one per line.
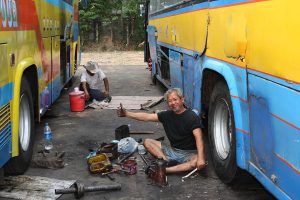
213, 98, 232, 160
19, 93, 31, 151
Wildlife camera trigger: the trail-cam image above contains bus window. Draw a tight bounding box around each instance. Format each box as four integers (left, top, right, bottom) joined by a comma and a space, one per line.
149, 0, 191, 14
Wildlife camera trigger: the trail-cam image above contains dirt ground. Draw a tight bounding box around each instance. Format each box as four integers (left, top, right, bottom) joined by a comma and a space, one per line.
16, 52, 275, 199
81, 51, 146, 66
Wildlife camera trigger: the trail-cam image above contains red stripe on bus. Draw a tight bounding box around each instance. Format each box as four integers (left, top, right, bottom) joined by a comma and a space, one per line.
206, 56, 245, 69
231, 95, 248, 103
236, 128, 250, 135
248, 67, 300, 85
271, 113, 300, 131
275, 153, 300, 175
207, 56, 300, 86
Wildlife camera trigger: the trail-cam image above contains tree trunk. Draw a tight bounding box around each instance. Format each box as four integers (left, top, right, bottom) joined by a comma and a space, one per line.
93, 20, 97, 42
96, 23, 99, 43
110, 19, 114, 43
126, 19, 130, 46
131, 18, 134, 36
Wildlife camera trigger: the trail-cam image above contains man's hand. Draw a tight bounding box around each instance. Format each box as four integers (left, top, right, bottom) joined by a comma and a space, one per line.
196, 157, 206, 170
84, 92, 90, 101
117, 103, 126, 117
104, 90, 109, 97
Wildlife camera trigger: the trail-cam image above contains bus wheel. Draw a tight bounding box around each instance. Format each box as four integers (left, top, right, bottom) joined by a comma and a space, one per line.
151, 74, 157, 85
208, 81, 237, 183
4, 77, 35, 175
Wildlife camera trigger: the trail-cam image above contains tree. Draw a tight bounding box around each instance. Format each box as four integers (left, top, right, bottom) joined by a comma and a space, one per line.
79, 0, 144, 50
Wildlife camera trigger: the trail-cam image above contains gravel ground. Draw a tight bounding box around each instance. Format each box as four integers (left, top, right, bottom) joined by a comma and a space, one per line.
80, 51, 145, 66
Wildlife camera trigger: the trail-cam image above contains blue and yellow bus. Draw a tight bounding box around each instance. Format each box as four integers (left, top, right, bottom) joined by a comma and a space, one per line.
144, 0, 300, 199
0, 0, 81, 174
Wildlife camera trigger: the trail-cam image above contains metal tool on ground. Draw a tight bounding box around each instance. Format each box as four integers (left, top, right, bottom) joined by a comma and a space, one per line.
117, 151, 135, 164
101, 168, 131, 175
129, 130, 154, 134
55, 181, 121, 199
100, 173, 115, 181
140, 104, 151, 111
139, 153, 151, 166
181, 168, 198, 182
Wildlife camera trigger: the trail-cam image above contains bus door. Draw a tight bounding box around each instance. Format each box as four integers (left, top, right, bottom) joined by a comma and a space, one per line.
0, 44, 12, 168
147, 25, 158, 79
60, 40, 71, 86
51, 36, 61, 102
60, 15, 73, 86
42, 37, 52, 108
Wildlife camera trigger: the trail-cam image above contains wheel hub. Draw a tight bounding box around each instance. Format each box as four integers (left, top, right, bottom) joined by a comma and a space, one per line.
213, 98, 232, 160
19, 93, 31, 151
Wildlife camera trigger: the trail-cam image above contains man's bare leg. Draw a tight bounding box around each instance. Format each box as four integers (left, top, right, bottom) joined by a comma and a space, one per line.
166, 155, 205, 174
143, 139, 168, 160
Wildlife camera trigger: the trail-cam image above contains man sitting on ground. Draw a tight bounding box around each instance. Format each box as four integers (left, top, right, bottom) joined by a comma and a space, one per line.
117, 88, 206, 173
80, 61, 111, 102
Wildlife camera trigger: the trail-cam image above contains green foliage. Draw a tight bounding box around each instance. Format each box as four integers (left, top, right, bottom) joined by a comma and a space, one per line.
79, 0, 145, 50
122, 0, 140, 17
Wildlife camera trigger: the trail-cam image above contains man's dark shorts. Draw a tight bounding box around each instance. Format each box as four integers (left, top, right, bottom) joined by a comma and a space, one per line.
89, 89, 111, 102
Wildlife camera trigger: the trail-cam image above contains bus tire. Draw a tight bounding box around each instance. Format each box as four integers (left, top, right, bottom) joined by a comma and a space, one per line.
4, 77, 35, 175
208, 81, 237, 183
151, 74, 157, 85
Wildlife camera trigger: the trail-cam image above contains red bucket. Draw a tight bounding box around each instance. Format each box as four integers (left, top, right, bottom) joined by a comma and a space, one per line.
69, 91, 85, 112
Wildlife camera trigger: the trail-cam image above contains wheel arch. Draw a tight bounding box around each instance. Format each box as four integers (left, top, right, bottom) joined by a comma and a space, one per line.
11, 57, 39, 157
201, 58, 250, 170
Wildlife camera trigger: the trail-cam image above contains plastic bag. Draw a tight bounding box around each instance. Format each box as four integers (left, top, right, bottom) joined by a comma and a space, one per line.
118, 137, 138, 154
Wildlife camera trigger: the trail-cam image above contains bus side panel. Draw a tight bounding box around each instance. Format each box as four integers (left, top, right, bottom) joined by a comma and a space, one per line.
169, 50, 183, 89
0, 122, 11, 168
202, 57, 250, 169
183, 54, 196, 108
193, 57, 202, 113
245, 1, 300, 91
249, 74, 300, 199
0, 44, 12, 167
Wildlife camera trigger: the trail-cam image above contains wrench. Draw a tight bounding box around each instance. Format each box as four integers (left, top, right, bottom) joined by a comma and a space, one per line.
181, 168, 198, 182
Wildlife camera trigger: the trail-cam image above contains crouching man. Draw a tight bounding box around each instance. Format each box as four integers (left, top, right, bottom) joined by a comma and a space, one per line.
117, 88, 206, 173
80, 61, 112, 102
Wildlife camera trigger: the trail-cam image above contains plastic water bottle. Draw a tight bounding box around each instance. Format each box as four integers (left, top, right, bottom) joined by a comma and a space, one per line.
43, 122, 53, 151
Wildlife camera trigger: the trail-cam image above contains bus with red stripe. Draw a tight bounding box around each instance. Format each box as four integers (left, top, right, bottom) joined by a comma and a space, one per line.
0, 0, 81, 174
143, 0, 300, 199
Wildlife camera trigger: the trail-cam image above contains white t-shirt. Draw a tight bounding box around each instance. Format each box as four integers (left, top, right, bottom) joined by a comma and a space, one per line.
80, 69, 106, 90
